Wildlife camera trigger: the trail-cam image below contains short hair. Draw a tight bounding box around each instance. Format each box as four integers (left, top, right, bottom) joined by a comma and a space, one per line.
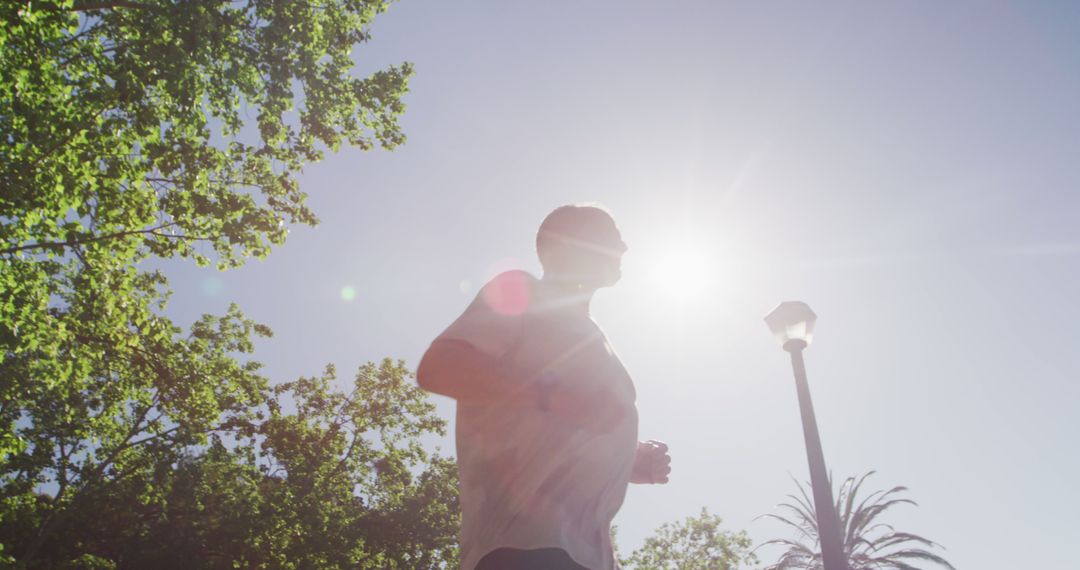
536, 203, 615, 269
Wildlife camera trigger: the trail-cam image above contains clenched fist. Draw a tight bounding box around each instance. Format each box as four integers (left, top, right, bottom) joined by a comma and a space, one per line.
630, 440, 671, 484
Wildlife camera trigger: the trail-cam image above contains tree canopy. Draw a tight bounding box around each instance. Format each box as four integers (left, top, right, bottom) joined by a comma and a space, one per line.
2, 0, 411, 266
1, 359, 460, 569
0, 1, 441, 567
1, 0, 413, 389
621, 507, 758, 570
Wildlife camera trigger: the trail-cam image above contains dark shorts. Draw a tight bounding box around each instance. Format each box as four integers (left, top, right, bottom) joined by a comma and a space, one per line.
475, 547, 591, 570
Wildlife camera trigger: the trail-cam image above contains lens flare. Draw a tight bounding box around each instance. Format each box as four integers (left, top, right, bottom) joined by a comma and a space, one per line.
646, 244, 722, 308
481, 270, 530, 315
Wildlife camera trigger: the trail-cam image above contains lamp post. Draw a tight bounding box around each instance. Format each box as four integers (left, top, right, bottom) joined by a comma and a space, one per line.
764, 301, 848, 570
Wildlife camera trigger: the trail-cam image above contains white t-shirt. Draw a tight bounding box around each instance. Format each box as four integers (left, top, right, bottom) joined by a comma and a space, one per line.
436, 271, 638, 570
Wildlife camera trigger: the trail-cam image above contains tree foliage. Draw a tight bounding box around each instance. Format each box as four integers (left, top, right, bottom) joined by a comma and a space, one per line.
621, 507, 758, 570
2, 0, 411, 266
0, 301, 270, 566
0, 1, 440, 567
0, 359, 460, 569
1, 0, 412, 463
757, 472, 955, 570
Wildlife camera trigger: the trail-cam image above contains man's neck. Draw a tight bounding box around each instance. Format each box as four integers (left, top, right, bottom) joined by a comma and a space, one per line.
538, 275, 596, 317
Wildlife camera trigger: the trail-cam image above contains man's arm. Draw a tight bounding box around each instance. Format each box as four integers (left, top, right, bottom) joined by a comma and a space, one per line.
416, 339, 614, 424
417, 338, 533, 404
417, 338, 627, 432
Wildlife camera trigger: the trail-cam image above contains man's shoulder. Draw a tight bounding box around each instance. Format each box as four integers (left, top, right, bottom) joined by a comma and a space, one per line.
485, 270, 538, 288
479, 270, 538, 317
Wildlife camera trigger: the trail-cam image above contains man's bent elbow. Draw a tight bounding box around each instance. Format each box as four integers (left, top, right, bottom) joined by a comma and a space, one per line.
416, 346, 441, 393
417, 339, 497, 402
416, 341, 459, 398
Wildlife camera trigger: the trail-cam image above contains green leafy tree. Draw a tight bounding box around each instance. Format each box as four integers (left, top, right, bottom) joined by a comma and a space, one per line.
244, 359, 459, 569
0, 302, 270, 567
758, 471, 955, 570
1, 0, 416, 566
1, 359, 460, 569
0, 0, 412, 459
2, 0, 411, 267
622, 507, 758, 570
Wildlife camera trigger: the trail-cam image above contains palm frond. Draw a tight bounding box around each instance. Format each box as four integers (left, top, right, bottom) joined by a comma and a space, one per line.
756, 513, 817, 542
874, 548, 957, 570
758, 471, 954, 570
867, 531, 937, 552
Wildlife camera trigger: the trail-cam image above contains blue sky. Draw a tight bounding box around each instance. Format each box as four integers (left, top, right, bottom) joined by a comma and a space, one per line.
160, 1, 1080, 567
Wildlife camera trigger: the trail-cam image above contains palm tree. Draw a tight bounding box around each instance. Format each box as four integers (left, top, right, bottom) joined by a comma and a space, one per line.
757, 471, 955, 570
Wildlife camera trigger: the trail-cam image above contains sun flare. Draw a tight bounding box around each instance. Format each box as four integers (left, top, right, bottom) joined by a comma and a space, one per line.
643, 241, 724, 308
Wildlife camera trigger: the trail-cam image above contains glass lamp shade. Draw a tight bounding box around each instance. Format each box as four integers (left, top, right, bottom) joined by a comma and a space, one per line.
764, 301, 817, 348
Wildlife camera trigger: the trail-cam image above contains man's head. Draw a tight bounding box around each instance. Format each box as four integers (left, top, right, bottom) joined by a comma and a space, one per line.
536, 204, 627, 289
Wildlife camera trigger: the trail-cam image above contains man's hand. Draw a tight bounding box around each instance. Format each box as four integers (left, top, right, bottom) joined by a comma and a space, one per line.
630, 440, 671, 484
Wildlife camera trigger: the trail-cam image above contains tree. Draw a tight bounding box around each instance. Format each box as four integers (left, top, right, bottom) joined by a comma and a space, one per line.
621, 507, 758, 570
758, 472, 955, 570
1, 0, 412, 458
1, 1, 415, 566
0, 359, 461, 569
2, 0, 411, 267
240, 359, 459, 569
0, 302, 271, 567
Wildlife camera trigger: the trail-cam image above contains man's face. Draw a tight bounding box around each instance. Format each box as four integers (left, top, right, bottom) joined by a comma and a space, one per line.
556, 217, 627, 288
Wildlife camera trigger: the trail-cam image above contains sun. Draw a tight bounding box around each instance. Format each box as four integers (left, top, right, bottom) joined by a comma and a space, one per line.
643, 240, 724, 308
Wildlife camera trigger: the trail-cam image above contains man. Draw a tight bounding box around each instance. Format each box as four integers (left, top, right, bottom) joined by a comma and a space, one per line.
417, 204, 671, 570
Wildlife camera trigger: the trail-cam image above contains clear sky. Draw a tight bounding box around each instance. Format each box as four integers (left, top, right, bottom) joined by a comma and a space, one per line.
158, 1, 1080, 567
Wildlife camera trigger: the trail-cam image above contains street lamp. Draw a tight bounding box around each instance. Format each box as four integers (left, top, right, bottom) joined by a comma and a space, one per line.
764, 301, 848, 570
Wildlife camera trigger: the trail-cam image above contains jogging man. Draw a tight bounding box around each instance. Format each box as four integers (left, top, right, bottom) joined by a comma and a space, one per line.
418, 204, 671, 570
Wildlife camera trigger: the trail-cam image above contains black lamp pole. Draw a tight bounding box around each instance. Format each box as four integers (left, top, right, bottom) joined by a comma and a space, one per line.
784, 338, 847, 570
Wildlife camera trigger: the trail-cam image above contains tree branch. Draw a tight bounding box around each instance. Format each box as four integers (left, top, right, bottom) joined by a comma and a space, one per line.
18, 397, 157, 569
70, 1, 152, 12
1, 223, 177, 255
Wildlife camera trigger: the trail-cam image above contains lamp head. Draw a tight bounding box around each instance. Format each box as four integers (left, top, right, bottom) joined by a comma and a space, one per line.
764, 301, 817, 352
